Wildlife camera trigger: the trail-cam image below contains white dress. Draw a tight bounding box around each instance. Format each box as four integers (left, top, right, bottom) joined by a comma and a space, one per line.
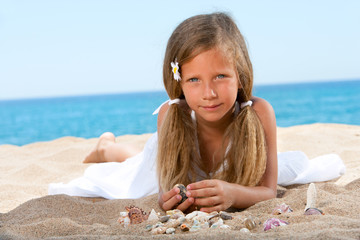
48, 132, 345, 199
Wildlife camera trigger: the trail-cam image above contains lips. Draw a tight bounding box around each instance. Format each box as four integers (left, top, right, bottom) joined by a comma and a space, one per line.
202, 103, 222, 111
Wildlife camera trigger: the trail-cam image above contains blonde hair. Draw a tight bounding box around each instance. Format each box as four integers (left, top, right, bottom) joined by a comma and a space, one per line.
157, 12, 267, 192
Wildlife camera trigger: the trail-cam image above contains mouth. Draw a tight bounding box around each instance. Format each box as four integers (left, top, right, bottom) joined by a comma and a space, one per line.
202, 104, 222, 111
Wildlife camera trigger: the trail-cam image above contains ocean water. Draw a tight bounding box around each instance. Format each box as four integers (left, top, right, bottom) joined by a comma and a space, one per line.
0, 80, 359, 146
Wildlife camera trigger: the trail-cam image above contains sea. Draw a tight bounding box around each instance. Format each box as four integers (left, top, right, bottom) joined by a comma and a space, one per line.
0, 80, 359, 146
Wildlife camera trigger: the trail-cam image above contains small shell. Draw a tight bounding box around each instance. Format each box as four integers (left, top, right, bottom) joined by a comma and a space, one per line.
190, 224, 201, 232
145, 224, 153, 231
263, 218, 289, 231
159, 215, 170, 223
180, 223, 190, 231
147, 209, 159, 221
166, 219, 181, 228
210, 218, 224, 229
219, 211, 233, 220
305, 183, 317, 211
166, 209, 185, 218
220, 224, 231, 230
125, 206, 148, 224
166, 227, 176, 234
151, 226, 167, 235
304, 208, 324, 215
240, 227, 250, 233
244, 217, 256, 230
272, 203, 293, 215
207, 211, 219, 220
174, 184, 188, 203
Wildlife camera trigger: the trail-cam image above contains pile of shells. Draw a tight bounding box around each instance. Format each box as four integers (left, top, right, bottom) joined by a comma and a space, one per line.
145, 210, 238, 235
117, 183, 324, 234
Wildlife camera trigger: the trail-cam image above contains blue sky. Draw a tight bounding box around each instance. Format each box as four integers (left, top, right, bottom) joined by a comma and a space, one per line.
0, 0, 359, 100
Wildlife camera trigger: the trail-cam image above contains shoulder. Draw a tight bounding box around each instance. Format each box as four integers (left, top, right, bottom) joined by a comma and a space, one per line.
250, 96, 276, 130
157, 99, 189, 130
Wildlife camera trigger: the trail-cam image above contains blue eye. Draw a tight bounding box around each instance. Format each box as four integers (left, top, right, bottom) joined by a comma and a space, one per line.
217, 74, 225, 79
189, 78, 199, 82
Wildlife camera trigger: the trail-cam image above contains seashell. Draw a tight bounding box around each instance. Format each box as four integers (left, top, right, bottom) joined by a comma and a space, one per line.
185, 210, 209, 221
207, 211, 219, 220
125, 206, 148, 224
180, 223, 190, 231
220, 224, 231, 230
272, 203, 293, 215
151, 226, 167, 235
305, 183, 317, 211
240, 227, 250, 233
219, 211, 233, 220
210, 218, 224, 229
166, 209, 185, 218
192, 219, 201, 226
174, 184, 188, 203
145, 224, 153, 231
201, 222, 210, 229
147, 209, 159, 221
117, 216, 130, 226
244, 217, 256, 230
193, 215, 208, 223
263, 218, 289, 231
159, 215, 170, 223
190, 224, 201, 232
304, 208, 324, 215
166, 219, 180, 228
154, 222, 164, 228
185, 211, 198, 220
177, 217, 186, 225
166, 227, 176, 234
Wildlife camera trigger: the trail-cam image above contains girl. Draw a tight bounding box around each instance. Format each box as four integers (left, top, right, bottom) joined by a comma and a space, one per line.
50, 12, 344, 212
156, 12, 277, 212
84, 12, 277, 212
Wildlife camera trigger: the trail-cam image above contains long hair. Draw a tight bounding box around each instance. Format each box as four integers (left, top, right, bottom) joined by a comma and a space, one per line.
157, 12, 267, 192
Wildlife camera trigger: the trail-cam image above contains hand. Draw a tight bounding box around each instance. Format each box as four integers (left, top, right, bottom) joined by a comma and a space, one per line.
186, 179, 235, 213
160, 186, 194, 212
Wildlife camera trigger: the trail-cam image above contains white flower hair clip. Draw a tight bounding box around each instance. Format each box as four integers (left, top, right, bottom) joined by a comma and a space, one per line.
171, 58, 181, 82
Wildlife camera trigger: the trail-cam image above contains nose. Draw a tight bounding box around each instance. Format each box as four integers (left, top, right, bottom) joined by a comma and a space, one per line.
202, 81, 217, 100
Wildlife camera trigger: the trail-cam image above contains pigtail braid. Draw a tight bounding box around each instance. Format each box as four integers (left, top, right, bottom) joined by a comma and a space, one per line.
157, 104, 199, 192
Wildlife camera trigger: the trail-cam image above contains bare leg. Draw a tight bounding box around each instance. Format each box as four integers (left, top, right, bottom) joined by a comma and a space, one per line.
83, 132, 142, 163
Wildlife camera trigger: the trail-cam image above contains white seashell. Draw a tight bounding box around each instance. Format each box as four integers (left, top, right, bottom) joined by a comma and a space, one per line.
119, 211, 128, 217
219, 211, 233, 220
240, 227, 250, 233
166, 219, 180, 228
305, 183, 317, 211
147, 209, 159, 221
166, 209, 185, 218
166, 227, 176, 234
185, 211, 198, 220
193, 215, 208, 223
220, 224, 231, 230
151, 226, 167, 235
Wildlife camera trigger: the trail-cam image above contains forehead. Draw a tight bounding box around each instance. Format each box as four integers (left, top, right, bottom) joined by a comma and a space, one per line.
181, 48, 235, 74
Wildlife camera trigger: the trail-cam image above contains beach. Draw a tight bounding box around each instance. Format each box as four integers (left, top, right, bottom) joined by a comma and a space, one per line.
1, 123, 359, 239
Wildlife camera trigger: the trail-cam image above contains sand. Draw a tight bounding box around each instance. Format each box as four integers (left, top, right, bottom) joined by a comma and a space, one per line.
0, 123, 359, 239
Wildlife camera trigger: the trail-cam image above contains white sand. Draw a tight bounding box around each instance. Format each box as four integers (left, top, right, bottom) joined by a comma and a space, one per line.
0, 124, 359, 239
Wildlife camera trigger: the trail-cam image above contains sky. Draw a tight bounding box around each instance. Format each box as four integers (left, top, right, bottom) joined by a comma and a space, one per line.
0, 0, 359, 100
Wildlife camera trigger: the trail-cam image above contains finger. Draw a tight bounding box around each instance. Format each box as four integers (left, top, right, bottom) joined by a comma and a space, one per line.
187, 180, 215, 190
187, 187, 217, 198
162, 187, 179, 202
162, 194, 182, 211
194, 196, 221, 207
199, 205, 222, 213
176, 197, 195, 212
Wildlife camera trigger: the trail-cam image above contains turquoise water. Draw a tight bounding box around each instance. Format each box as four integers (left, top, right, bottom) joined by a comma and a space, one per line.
0, 80, 359, 146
